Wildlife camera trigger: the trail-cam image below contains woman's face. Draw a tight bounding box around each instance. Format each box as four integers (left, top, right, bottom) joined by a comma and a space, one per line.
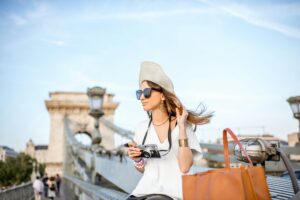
139, 81, 163, 111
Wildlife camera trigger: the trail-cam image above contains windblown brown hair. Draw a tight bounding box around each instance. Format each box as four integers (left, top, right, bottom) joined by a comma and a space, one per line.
147, 81, 213, 125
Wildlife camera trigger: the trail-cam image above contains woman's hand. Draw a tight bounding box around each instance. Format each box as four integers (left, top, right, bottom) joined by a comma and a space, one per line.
176, 106, 188, 127
127, 141, 142, 161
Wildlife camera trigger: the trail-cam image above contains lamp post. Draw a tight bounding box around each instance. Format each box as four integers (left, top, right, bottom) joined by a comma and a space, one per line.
287, 96, 300, 141
87, 86, 106, 144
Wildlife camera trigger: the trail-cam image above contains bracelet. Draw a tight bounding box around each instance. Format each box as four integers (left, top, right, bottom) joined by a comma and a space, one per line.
135, 162, 145, 169
134, 158, 145, 168
178, 138, 188, 147
133, 157, 143, 163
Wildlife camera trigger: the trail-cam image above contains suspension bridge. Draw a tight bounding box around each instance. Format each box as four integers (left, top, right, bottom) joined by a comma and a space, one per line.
0, 91, 299, 200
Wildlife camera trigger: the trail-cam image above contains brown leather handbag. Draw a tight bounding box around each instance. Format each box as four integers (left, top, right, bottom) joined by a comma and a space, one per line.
182, 128, 271, 200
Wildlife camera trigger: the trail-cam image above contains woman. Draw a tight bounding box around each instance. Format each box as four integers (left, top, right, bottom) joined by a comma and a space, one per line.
127, 61, 212, 199
47, 176, 56, 200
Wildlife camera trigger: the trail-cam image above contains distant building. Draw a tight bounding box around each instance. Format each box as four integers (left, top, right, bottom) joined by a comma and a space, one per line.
288, 132, 299, 146
287, 132, 300, 161
25, 139, 48, 164
0, 145, 18, 161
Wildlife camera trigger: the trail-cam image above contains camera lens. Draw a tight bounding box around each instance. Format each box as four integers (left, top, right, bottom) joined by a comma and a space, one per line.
143, 151, 151, 158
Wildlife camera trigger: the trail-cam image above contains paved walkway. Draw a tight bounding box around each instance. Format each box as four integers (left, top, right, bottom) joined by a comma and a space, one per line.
41, 194, 64, 200
40, 188, 64, 200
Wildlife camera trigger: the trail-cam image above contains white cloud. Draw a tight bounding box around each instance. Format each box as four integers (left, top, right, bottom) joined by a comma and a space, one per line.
199, 0, 300, 40
6, 0, 300, 41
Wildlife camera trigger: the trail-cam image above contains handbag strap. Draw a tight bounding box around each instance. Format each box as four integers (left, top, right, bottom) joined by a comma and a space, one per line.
223, 128, 253, 168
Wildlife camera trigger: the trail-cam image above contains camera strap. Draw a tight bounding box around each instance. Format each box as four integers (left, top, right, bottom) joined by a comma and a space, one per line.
142, 116, 174, 156
142, 117, 152, 145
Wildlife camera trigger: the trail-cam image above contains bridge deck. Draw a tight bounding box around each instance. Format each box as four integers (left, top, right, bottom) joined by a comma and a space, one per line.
41, 196, 64, 200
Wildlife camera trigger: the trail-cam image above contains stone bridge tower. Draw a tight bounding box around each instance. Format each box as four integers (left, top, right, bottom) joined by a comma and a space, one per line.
44, 91, 118, 175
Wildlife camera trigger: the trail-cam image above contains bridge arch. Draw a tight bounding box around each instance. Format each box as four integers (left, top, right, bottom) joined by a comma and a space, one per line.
74, 131, 92, 146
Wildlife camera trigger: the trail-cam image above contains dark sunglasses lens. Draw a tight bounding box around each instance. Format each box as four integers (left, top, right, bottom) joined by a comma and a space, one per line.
136, 90, 142, 100
144, 88, 152, 98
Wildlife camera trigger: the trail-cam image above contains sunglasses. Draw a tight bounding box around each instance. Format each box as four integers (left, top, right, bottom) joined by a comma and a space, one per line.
136, 88, 161, 100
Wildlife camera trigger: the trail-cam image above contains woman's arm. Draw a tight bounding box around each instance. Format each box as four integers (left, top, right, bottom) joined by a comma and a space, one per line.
176, 108, 193, 173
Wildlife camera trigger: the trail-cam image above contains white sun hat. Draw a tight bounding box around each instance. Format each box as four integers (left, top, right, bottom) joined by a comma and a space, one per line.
139, 61, 175, 94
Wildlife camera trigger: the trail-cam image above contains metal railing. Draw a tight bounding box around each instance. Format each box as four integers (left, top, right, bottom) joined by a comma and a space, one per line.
0, 182, 33, 200
64, 117, 131, 199
200, 142, 300, 172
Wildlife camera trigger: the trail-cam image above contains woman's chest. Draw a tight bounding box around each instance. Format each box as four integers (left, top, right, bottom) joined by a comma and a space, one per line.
146, 126, 179, 149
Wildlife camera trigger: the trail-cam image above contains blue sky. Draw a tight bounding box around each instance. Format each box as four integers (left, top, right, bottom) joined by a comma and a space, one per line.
0, 0, 299, 151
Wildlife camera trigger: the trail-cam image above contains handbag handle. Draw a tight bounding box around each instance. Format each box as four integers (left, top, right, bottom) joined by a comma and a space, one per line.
223, 128, 253, 168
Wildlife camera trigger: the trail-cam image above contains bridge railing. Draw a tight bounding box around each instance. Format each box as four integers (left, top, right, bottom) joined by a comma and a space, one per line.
0, 182, 33, 200
64, 117, 132, 199
200, 142, 300, 172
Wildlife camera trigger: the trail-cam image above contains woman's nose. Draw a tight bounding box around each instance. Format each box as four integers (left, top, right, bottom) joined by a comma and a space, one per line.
140, 93, 145, 100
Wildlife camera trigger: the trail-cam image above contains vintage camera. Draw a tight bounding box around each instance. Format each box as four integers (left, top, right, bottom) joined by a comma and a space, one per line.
138, 144, 161, 158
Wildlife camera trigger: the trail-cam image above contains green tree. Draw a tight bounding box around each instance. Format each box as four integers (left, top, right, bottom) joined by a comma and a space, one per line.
0, 153, 35, 187
38, 163, 46, 177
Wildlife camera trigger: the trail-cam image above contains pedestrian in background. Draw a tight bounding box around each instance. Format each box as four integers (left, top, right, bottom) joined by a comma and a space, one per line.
55, 174, 61, 197
42, 173, 49, 198
48, 176, 56, 200
33, 176, 44, 200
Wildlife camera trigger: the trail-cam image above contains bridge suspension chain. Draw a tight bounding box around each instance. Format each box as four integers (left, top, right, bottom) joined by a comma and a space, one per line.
100, 118, 134, 140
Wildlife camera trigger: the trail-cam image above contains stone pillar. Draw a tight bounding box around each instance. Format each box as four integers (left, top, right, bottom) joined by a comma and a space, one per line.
45, 91, 118, 176
288, 132, 300, 161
